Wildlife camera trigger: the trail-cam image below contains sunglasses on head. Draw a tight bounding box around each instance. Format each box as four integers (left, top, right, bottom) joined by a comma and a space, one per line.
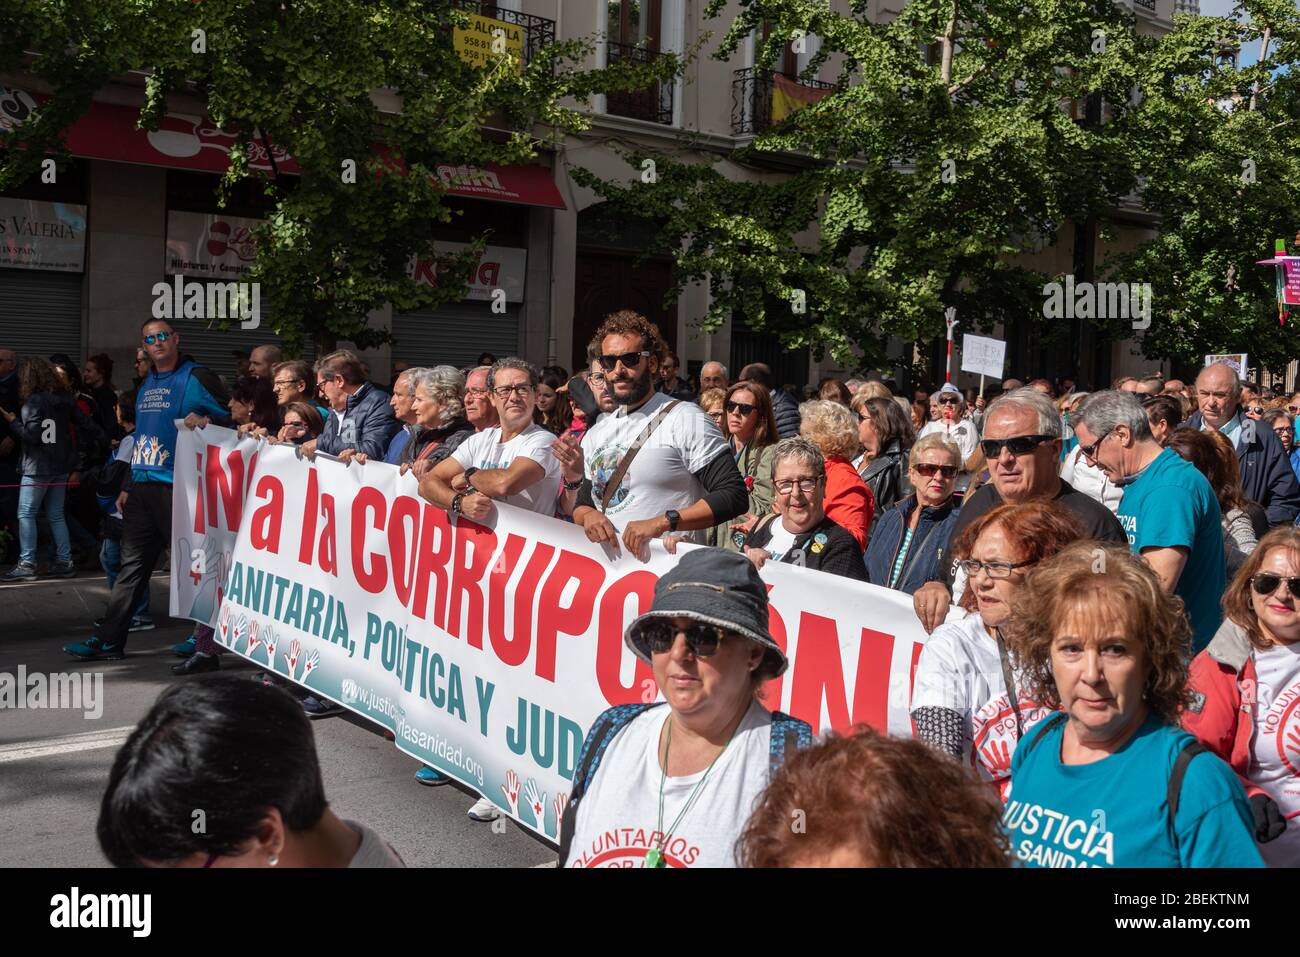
636, 619, 726, 657
1250, 573, 1300, 596
980, 434, 1054, 458
914, 462, 958, 478
598, 351, 650, 372
143, 331, 173, 345
725, 400, 756, 416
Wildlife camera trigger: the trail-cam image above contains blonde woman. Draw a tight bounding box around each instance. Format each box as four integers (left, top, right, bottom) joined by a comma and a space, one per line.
799, 399, 874, 551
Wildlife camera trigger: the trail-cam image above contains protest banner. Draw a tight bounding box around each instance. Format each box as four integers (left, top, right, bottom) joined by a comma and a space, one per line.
173, 425, 930, 841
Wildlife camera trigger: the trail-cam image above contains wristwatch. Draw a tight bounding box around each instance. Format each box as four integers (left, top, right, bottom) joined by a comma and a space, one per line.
451, 492, 465, 515
563, 477, 584, 491
462, 466, 480, 489
665, 509, 681, 533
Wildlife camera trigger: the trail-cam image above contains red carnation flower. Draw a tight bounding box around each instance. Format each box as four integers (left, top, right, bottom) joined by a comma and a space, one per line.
744, 475, 755, 491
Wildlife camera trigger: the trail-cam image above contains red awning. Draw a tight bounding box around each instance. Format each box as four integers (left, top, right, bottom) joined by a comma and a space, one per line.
53, 96, 565, 208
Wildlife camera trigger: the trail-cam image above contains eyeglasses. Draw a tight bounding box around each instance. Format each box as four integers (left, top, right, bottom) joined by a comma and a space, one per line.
1077, 428, 1114, 461
938, 395, 961, 405
774, 477, 821, 495
589, 373, 607, 385
142, 332, 173, 345
1250, 573, 1300, 596
707, 410, 724, 421
1288, 405, 1300, 414
636, 620, 726, 657
1275, 426, 1295, 436
466, 387, 491, 397
272, 379, 300, 389
980, 434, 1055, 458
284, 422, 307, 431
493, 384, 533, 399
958, 558, 1036, 579
914, 462, 958, 478
1245, 406, 1266, 416
725, 400, 756, 416
598, 351, 651, 372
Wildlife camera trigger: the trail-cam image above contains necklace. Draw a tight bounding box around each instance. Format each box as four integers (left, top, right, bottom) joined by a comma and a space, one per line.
645, 707, 745, 868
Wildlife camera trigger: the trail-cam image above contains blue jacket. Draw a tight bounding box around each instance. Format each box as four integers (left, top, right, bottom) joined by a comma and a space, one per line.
318, 382, 401, 460
1182, 411, 1300, 526
864, 495, 961, 595
771, 388, 801, 439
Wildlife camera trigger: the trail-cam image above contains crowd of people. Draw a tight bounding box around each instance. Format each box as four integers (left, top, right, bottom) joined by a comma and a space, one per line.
5, 312, 1299, 868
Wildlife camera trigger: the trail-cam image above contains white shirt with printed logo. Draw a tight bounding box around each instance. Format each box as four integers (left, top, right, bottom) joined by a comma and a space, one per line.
565, 701, 773, 868
451, 423, 561, 515
580, 391, 730, 542
910, 612, 1053, 801
1252, 640, 1300, 866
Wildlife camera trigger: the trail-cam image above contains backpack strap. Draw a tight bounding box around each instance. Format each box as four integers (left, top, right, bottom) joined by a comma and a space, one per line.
557, 702, 659, 863
1016, 711, 1066, 764
768, 711, 813, 778
1167, 738, 1208, 856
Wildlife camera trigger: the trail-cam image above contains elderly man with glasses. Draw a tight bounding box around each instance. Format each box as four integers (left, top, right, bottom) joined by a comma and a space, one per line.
1074, 390, 1226, 653
909, 388, 1126, 633
1182, 362, 1300, 526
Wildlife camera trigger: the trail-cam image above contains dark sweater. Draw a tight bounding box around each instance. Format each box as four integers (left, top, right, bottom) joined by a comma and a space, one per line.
747, 513, 868, 581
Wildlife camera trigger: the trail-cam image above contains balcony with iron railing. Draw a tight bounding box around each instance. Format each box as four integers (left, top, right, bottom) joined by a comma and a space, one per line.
454, 1, 556, 67
604, 41, 675, 125
731, 67, 837, 138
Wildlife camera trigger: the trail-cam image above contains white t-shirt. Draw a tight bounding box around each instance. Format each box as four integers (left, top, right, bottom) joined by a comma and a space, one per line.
1252, 640, 1300, 867
919, 416, 979, 462
910, 612, 1054, 801
581, 391, 730, 542
565, 701, 773, 868
451, 423, 561, 515
763, 521, 799, 562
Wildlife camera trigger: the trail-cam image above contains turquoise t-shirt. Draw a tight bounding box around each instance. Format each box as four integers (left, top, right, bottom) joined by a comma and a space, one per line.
1116, 447, 1225, 653
1003, 713, 1263, 868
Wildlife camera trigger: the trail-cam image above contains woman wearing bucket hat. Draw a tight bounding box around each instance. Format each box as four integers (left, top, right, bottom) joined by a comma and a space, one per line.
558, 548, 812, 868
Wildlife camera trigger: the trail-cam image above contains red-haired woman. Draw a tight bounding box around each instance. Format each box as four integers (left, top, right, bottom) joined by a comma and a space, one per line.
910, 501, 1085, 801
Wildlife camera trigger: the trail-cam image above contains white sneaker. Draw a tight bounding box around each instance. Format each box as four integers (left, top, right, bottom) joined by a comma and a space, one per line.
467, 797, 501, 822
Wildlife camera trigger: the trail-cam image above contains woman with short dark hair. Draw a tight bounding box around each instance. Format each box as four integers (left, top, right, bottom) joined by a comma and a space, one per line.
98, 677, 403, 867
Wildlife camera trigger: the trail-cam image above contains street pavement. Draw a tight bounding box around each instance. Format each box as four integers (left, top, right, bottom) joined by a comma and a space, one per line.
0, 570, 556, 868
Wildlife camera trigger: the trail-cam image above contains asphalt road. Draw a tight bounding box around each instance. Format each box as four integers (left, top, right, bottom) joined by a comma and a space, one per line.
0, 571, 556, 868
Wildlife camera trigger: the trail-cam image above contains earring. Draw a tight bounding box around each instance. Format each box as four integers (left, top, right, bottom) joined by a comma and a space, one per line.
268, 854, 280, 867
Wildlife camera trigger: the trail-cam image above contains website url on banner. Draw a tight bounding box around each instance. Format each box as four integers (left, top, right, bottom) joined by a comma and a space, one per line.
393, 718, 485, 788
1113, 917, 1250, 931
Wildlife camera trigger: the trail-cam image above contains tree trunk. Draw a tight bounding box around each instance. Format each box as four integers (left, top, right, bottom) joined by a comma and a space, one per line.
1249, 26, 1271, 112
940, 0, 958, 86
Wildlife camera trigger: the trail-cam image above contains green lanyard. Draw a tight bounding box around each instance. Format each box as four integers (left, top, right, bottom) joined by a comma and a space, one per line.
645, 714, 741, 868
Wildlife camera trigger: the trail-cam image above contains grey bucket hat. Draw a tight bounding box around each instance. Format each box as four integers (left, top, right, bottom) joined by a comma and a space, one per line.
624, 548, 788, 678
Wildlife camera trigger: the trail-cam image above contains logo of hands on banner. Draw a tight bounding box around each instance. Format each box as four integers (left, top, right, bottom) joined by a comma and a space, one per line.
218, 603, 233, 645
178, 536, 226, 625
501, 770, 558, 837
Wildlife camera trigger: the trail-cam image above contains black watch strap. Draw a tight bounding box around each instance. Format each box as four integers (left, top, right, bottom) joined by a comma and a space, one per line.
665, 509, 681, 532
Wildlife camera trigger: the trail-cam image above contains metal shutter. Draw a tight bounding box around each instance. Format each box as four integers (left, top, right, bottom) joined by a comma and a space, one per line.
160, 280, 314, 383
0, 269, 84, 360
391, 300, 521, 369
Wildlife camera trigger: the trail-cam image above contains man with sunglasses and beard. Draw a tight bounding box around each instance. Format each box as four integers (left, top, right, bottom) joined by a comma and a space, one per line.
1073, 390, 1225, 653
910, 388, 1125, 634
65, 318, 232, 662
573, 311, 747, 558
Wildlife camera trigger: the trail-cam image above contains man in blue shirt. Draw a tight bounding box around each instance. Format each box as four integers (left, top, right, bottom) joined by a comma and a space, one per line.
1074, 390, 1225, 652
64, 319, 231, 661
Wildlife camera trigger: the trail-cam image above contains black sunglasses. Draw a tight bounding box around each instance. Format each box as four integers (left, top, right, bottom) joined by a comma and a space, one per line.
1250, 573, 1300, 596
636, 620, 726, 657
1245, 406, 1266, 416
1077, 428, 1114, 461
980, 434, 1055, 458
914, 462, 958, 478
937, 395, 961, 405
598, 351, 650, 372
725, 400, 756, 416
